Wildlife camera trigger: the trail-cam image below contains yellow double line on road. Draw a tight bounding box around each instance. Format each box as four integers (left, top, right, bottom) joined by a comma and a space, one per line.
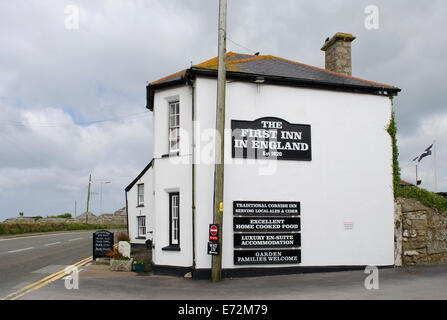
1, 256, 92, 300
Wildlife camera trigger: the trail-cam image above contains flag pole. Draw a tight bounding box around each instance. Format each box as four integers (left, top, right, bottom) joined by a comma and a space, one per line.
415, 163, 418, 186
434, 140, 438, 193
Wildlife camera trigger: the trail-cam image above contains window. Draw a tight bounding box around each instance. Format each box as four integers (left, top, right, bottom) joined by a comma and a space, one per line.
169, 192, 180, 246
169, 101, 180, 153
137, 216, 146, 238
137, 184, 144, 207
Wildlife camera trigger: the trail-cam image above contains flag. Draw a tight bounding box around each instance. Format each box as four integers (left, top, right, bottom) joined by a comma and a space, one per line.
412, 144, 433, 163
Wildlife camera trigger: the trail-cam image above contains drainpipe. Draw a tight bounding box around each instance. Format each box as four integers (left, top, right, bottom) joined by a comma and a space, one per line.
125, 191, 129, 236
189, 75, 197, 273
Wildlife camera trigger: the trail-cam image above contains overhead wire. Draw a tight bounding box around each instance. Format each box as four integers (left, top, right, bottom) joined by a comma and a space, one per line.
0, 111, 151, 128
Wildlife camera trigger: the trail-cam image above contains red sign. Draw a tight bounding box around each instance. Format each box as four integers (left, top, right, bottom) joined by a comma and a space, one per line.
209, 224, 219, 242
210, 225, 218, 236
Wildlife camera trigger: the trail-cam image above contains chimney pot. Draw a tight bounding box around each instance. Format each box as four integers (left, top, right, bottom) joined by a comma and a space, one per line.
321, 32, 356, 76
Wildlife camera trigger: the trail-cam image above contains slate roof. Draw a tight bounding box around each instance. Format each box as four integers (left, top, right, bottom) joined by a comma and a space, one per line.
152, 52, 399, 88
400, 180, 415, 187
147, 52, 400, 110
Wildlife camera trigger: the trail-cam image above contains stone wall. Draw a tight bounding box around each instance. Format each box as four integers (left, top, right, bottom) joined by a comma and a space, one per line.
3, 216, 127, 225
395, 198, 447, 266
74, 216, 127, 225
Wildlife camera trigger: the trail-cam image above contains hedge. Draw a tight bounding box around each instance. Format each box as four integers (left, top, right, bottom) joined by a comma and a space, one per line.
0, 223, 127, 235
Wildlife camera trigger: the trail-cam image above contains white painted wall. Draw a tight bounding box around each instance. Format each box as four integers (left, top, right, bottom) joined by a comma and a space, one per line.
193, 77, 394, 270
147, 76, 395, 271
151, 85, 193, 267
127, 167, 154, 245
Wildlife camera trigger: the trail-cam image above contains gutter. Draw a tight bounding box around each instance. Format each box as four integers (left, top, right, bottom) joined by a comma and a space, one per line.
146, 68, 401, 111
146, 79, 187, 111
190, 68, 402, 96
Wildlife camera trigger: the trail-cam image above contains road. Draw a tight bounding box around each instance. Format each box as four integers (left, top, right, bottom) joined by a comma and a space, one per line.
19, 261, 447, 300
2, 231, 447, 300
0, 231, 95, 298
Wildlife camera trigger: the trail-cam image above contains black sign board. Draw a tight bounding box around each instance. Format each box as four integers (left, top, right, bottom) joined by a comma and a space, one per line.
233, 200, 301, 265
93, 230, 114, 260
234, 249, 301, 265
234, 233, 301, 248
232, 117, 311, 161
234, 217, 300, 232
233, 201, 300, 216
207, 242, 219, 255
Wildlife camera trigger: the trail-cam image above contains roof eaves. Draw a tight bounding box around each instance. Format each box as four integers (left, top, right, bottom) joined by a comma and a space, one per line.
190, 67, 401, 96
146, 71, 190, 111
125, 159, 154, 192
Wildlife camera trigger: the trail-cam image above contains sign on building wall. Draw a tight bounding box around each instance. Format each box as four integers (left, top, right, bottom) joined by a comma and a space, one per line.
233, 201, 300, 216
233, 217, 301, 232
234, 233, 301, 248
231, 117, 311, 161
233, 201, 301, 265
234, 249, 301, 265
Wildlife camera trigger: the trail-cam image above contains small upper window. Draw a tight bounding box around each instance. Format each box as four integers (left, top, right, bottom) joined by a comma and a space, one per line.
169, 101, 180, 153
137, 184, 144, 206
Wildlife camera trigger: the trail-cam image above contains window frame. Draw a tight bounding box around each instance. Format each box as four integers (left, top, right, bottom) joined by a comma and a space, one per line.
137, 183, 144, 207
169, 192, 180, 246
168, 101, 180, 153
137, 216, 146, 238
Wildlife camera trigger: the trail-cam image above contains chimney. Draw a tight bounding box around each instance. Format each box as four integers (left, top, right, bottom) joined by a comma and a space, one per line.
321, 32, 356, 76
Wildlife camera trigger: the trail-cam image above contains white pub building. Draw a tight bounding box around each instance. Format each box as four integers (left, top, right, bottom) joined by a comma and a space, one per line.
126, 33, 401, 278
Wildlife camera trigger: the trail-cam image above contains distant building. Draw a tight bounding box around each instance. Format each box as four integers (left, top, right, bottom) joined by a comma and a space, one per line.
75, 212, 96, 220
113, 207, 127, 217
400, 180, 414, 187
99, 213, 113, 217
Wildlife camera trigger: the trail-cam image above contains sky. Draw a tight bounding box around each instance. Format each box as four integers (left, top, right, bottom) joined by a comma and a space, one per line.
0, 0, 446, 221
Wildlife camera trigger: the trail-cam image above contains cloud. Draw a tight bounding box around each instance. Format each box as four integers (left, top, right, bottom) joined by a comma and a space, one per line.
398, 111, 447, 192
0, 0, 446, 219
0, 102, 153, 218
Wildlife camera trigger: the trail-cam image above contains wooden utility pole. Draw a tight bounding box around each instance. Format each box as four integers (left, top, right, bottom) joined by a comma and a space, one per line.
86, 174, 92, 224
211, 0, 227, 283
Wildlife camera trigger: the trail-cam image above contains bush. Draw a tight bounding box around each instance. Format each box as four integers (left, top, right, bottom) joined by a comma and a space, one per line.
397, 186, 447, 212
47, 213, 72, 219
106, 247, 130, 260
117, 231, 130, 242
387, 109, 401, 196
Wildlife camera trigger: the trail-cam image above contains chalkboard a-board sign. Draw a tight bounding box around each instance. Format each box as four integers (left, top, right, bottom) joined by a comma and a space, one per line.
93, 230, 114, 260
